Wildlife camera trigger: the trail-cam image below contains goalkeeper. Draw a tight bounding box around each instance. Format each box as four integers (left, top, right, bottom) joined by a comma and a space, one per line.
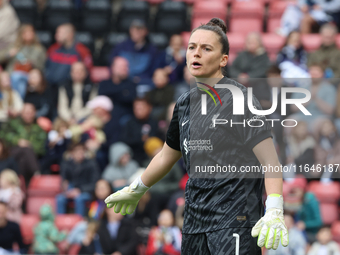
105, 18, 288, 255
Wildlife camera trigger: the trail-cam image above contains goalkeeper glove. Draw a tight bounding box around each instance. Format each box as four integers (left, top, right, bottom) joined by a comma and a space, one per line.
104, 175, 150, 215
251, 194, 289, 250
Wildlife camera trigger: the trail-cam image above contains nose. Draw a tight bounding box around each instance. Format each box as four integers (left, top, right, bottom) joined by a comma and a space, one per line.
193, 47, 201, 58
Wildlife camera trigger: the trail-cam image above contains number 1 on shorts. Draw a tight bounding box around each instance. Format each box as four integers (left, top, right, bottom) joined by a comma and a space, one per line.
233, 233, 240, 255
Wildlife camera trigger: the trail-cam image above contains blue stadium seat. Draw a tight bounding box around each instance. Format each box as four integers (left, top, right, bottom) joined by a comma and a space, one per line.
116, 1, 150, 33
154, 1, 188, 35
43, 0, 75, 32
80, 0, 112, 36
11, 0, 37, 26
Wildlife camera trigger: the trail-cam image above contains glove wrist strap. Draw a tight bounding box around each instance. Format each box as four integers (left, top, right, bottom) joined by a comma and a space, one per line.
266, 193, 283, 210
130, 175, 150, 194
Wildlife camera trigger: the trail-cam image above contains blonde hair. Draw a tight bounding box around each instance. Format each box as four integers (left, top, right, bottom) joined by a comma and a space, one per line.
0, 71, 14, 109
52, 117, 69, 131
14, 24, 41, 49
0, 169, 20, 187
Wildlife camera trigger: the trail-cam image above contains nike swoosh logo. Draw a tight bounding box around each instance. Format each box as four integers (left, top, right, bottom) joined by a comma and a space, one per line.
182, 120, 189, 126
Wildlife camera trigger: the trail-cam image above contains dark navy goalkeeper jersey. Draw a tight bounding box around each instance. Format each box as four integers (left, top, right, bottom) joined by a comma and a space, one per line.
166, 77, 273, 234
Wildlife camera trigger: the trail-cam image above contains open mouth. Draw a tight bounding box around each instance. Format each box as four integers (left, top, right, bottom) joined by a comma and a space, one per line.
192, 61, 202, 68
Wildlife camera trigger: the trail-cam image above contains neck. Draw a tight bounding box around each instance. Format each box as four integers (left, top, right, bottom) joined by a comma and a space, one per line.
196, 73, 224, 90
64, 40, 74, 49
0, 219, 6, 228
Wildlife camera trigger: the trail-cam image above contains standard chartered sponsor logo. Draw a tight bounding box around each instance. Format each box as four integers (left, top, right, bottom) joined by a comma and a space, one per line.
183, 138, 213, 154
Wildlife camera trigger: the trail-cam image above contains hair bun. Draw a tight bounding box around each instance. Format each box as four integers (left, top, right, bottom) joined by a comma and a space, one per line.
206, 18, 227, 34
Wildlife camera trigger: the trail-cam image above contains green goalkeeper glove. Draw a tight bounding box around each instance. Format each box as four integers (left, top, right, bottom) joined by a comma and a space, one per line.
104, 176, 150, 215
251, 194, 289, 250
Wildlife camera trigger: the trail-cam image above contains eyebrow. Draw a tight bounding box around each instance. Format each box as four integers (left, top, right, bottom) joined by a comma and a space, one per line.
188, 42, 214, 48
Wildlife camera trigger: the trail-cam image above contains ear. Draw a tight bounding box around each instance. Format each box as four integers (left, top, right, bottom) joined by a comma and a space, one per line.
220, 54, 228, 68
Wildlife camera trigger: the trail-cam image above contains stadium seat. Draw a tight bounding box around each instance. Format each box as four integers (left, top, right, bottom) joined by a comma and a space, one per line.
90, 67, 110, 84
26, 197, 56, 215
181, 31, 191, 48
332, 221, 340, 243
43, 0, 74, 32
68, 244, 81, 255
55, 214, 83, 232
227, 33, 245, 53
116, 1, 150, 33
320, 203, 339, 225
262, 33, 285, 55
192, 1, 227, 21
19, 175, 26, 195
267, 1, 294, 33
227, 52, 237, 64
75, 32, 95, 54
229, 18, 263, 34
307, 181, 340, 203
191, 17, 213, 30
139, 0, 165, 4
301, 34, 322, 52
79, 0, 112, 36
28, 175, 61, 197
173, 0, 196, 5
10, 0, 37, 26
97, 33, 128, 66
149, 33, 169, 49
154, 1, 188, 35
20, 214, 40, 244
36, 31, 53, 50
231, 1, 264, 18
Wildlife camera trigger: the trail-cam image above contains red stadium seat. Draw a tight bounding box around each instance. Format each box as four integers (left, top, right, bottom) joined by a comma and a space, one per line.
55, 214, 83, 232
192, 1, 227, 21
28, 175, 61, 197
301, 34, 322, 52
227, 33, 245, 53
26, 197, 56, 215
20, 214, 40, 244
191, 17, 214, 30
320, 203, 339, 225
267, 1, 295, 33
307, 181, 340, 203
90, 66, 110, 84
332, 221, 340, 243
267, 18, 281, 33
262, 33, 285, 55
68, 244, 81, 255
229, 18, 263, 34
231, 1, 264, 18
227, 52, 237, 64
181, 31, 191, 48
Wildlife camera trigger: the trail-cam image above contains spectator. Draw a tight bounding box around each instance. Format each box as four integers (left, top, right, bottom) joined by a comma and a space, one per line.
40, 117, 72, 174
122, 97, 162, 165
229, 32, 271, 83
290, 64, 337, 132
109, 19, 158, 82
24, 69, 50, 118
58, 61, 97, 124
0, 0, 20, 53
294, 185, 323, 243
156, 34, 186, 83
78, 220, 101, 255
285, 121, 315, 177
69, 95, 112, 154
277, 31, 309, 79
143, 137, 183, 214
0, 201, 25, 253
32, 204, 67, 255
0, 139, 18, 174
146, 68, 175, 120
300, 1, 340, 34
102, 142, 139, 190
307, 23, 340, 78
308, 226, 340, 255
173, 67, 192, 101
0, 71, 23, 123
0, 103, 46, 183
56, 142, 100, 216
145, 209, 181, 255
45, 23, 93, 119
61, 180, 112, 253
0, 169, 24, 224
98, 56, 137, 145
97, 207, 139, 255
267, 214, 306, 255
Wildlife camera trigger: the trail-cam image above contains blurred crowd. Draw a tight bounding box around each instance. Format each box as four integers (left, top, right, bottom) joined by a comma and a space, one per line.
0, 0, 340, 254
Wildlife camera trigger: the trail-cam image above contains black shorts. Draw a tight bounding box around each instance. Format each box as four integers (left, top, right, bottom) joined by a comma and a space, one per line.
181, 228, 261, 255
